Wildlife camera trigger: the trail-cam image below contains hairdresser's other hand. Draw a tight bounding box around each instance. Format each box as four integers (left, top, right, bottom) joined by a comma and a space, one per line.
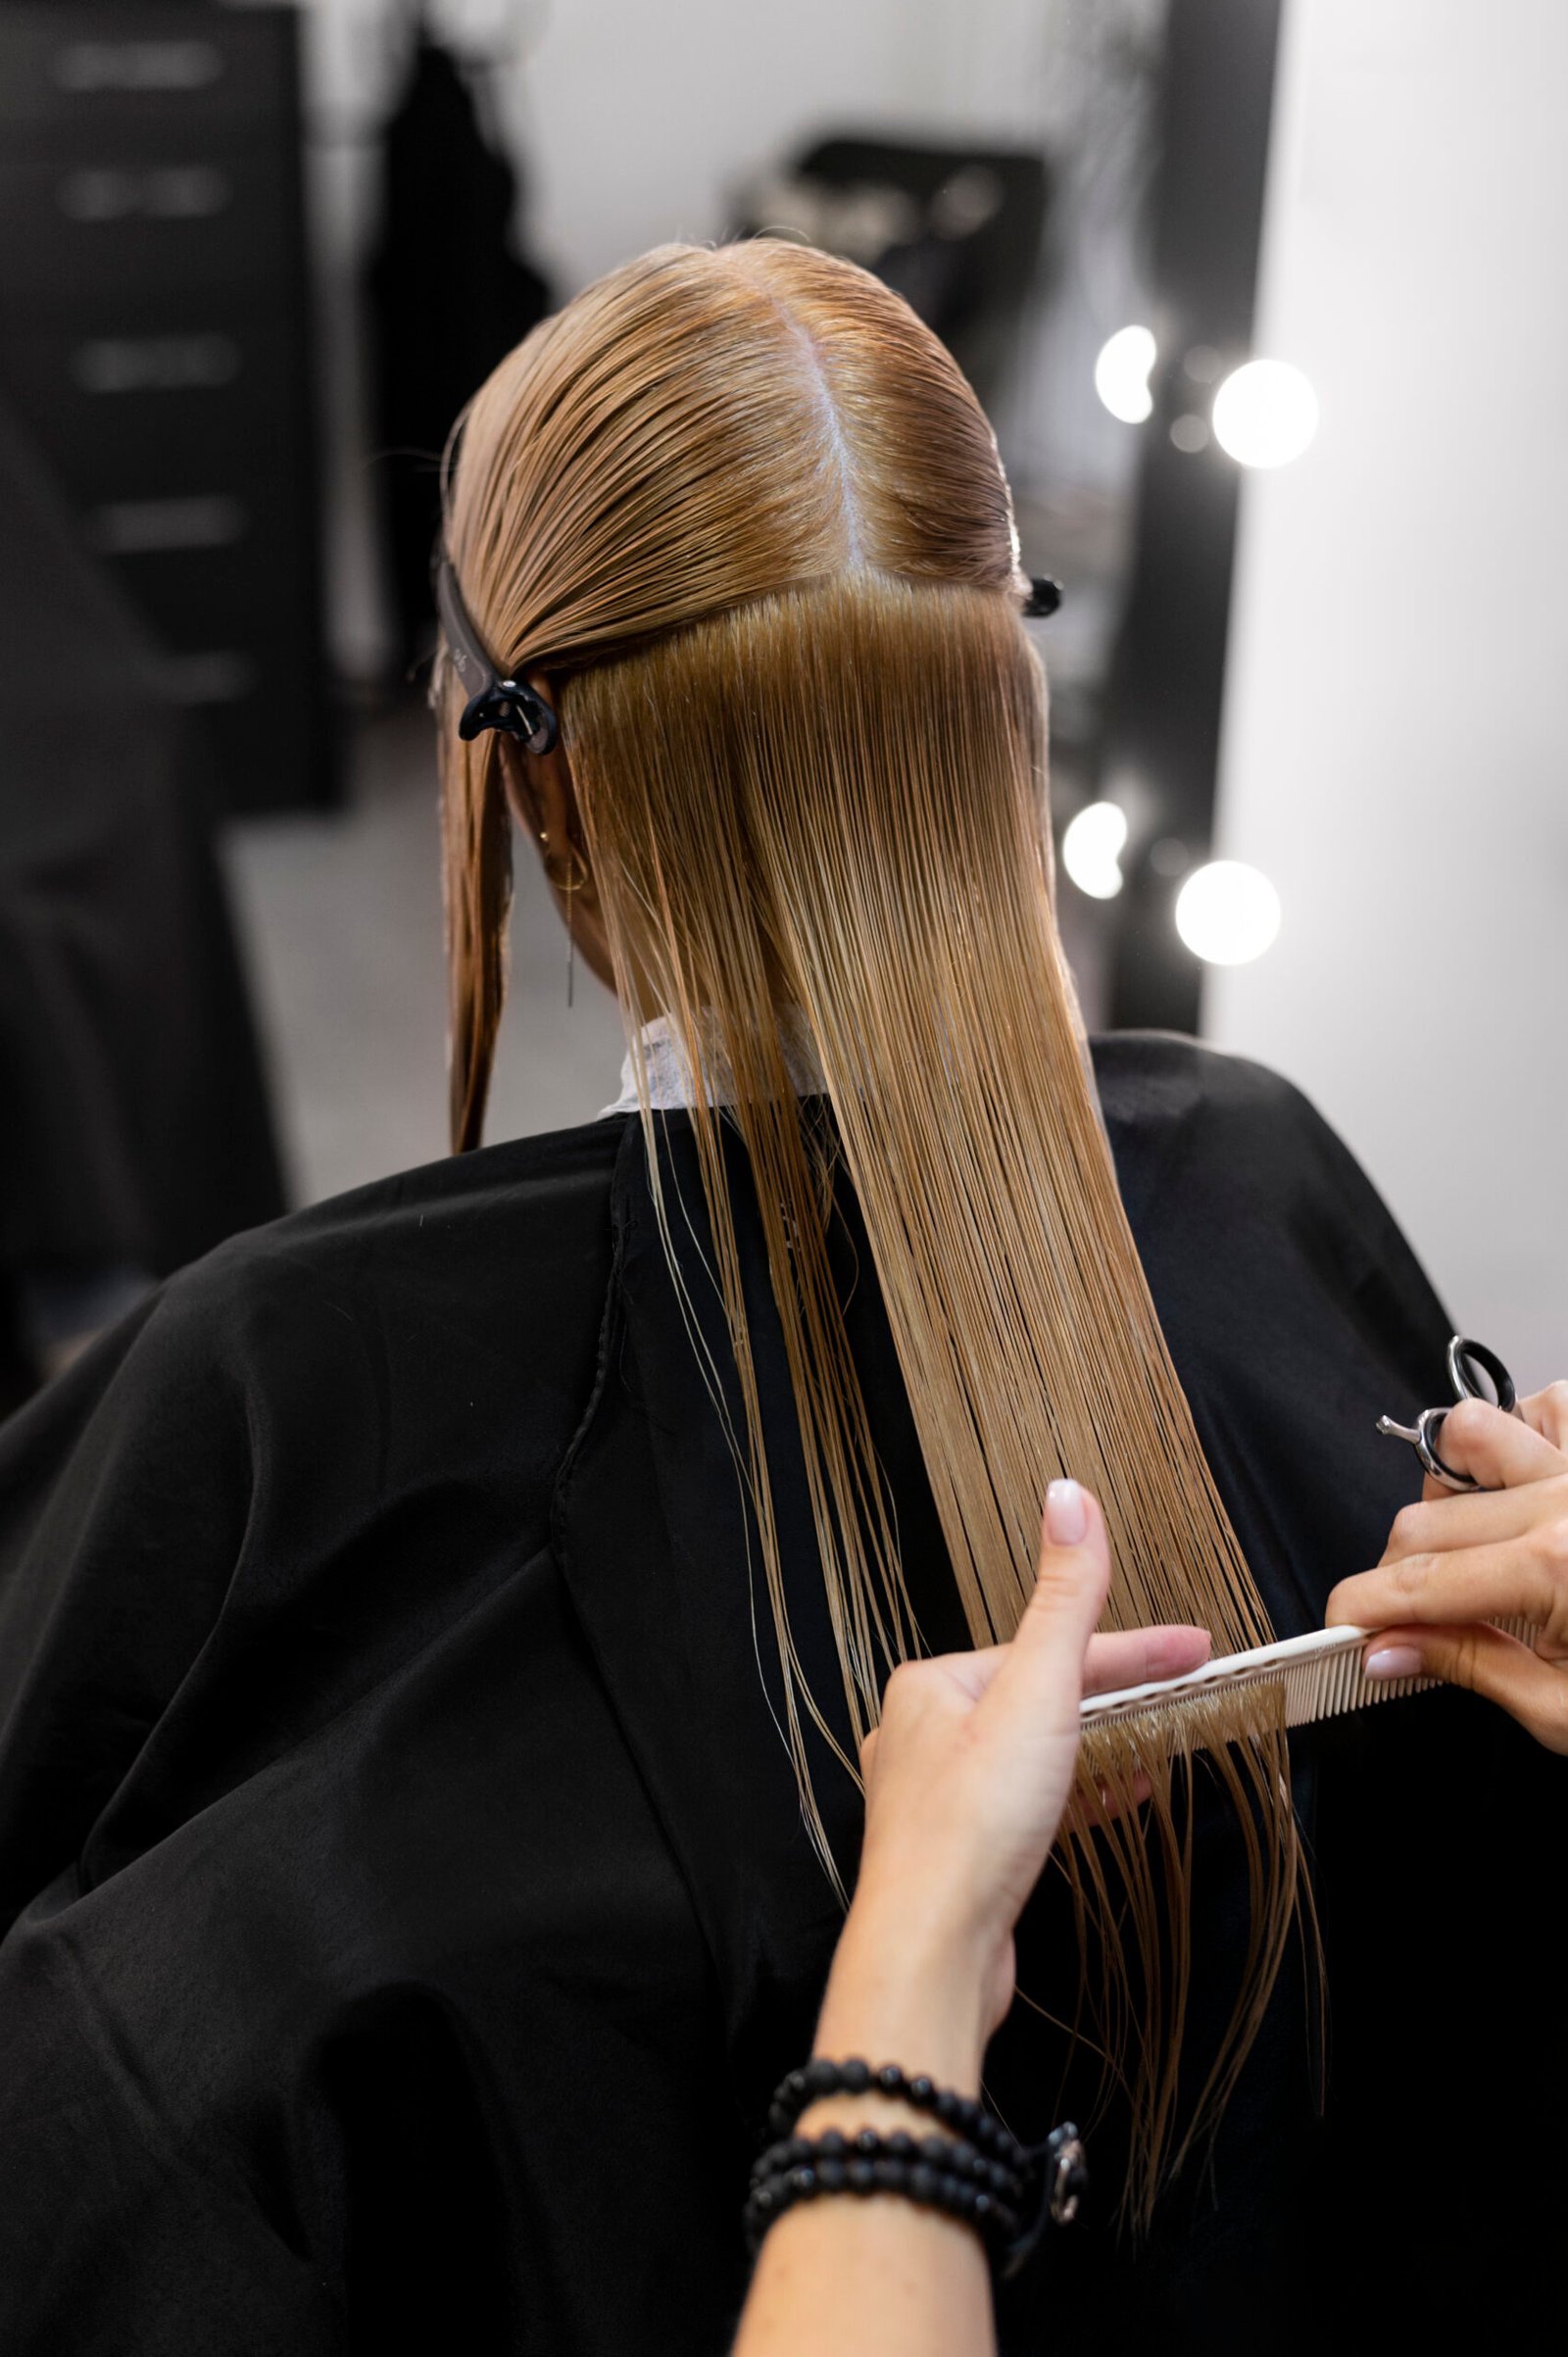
819, 1484, 1210, 2091
1326, 1383, 1568, 1753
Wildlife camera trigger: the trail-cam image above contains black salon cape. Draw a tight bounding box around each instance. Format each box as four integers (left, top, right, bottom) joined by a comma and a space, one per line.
0, 1036, 1559, 2355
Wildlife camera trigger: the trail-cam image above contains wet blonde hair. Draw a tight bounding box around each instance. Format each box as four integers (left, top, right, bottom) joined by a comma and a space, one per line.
437, 241, 1302, 2217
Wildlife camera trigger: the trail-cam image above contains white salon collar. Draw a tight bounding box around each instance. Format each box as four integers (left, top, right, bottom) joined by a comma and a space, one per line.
597, 1010, 825, 1118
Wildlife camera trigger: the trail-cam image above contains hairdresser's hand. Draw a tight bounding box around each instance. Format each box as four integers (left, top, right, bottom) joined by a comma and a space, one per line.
1326, 1383, 1568, 1753
814, 1483, 1210, 2094
736, 1495, 1207, 2357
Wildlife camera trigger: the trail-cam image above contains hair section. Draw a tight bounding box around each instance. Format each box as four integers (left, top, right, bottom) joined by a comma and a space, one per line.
437, 239, 1305, 2218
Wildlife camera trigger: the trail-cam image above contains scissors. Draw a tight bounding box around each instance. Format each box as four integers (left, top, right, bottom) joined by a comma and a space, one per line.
1377, 1334, 1519, 1492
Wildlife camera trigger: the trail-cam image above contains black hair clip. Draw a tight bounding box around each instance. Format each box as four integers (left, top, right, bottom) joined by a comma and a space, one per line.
1023, 575, 1063, 617
434, 556, 559, 754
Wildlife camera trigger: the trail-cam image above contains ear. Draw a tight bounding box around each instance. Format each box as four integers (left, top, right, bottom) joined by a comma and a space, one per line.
496, 669, 579, 851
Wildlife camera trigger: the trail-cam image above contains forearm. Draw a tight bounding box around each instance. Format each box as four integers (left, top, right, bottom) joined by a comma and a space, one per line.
734, 1480, 1119, 2355
731, 1908, 998, 2357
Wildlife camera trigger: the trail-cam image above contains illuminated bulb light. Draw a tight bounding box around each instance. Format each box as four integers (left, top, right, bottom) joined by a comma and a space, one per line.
1175, 859, 1282, 964
1062, 801, 1128, 900
1210, 359, 1318, 468
1094, 325, 1155, 424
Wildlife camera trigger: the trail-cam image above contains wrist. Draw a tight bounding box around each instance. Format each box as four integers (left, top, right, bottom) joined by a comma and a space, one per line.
813, 1901, 994, 2098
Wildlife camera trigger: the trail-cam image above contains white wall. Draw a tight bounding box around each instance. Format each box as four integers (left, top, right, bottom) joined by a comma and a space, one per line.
511, 0, 1161, 498
1207, 0, 1568, 1388
514, 0, 985, 296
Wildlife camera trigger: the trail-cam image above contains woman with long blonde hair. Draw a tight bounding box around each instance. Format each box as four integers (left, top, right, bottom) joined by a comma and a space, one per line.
0, 240, 1562, 2355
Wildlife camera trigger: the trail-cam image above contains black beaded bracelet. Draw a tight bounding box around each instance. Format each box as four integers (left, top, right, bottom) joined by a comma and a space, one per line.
744, 2128, 1021, 2258
751, 2125, 1025, 2211
765, 2056, 1019, 2167
756, 2060, 1089, 2280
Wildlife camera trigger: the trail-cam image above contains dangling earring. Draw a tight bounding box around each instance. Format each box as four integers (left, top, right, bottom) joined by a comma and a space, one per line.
539, 828, 590, 1008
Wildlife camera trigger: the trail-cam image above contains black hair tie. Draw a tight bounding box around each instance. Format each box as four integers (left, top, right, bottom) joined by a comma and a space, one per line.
1023, 574, 1063, 617
434, 555, 559, 755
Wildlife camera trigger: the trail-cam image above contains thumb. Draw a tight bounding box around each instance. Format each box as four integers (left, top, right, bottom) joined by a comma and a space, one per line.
988, 1480, 1112, 1737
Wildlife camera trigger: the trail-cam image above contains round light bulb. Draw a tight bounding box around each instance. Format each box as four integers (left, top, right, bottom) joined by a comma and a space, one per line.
1093, 325, 1156, 425
1210, 358, 1318, 468
1175, 859, 1281, 963
1061, 801, 1129, 901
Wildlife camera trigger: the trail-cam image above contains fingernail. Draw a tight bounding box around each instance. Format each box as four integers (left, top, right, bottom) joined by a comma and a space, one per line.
1364, 1644, 1423, 1680
1045, 1478, 1089, 1547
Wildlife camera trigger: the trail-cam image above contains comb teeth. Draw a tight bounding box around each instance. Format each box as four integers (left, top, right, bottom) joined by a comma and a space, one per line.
1080, 1617, 1534, 1748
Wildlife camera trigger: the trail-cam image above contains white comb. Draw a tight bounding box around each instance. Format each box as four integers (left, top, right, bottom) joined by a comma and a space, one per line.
1080, 1619, 1532, 1746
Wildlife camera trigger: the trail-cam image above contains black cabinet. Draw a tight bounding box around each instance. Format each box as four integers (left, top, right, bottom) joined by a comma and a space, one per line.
0, 5, 333, 811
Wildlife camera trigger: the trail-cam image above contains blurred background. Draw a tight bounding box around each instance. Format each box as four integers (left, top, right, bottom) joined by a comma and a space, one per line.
1, 0, 1562, 1412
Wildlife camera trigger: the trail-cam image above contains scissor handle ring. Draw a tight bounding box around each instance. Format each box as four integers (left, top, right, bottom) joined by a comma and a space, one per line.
1446, 1336, 1518, 1416
1414, 1405, 1483, 1491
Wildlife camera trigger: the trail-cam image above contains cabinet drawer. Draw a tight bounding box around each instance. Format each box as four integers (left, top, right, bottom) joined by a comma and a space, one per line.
0, 313, 299, 496
93, 498, 317, 647
147, 634, 330, 818
0, 148, 293, 308
0, 7, 291, 138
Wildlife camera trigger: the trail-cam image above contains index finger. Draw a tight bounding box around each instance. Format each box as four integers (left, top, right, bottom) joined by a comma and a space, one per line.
1423, 1398, 1564, 1491
1327, 1537, 1561, 1637
1083, 1623, 1212, 1694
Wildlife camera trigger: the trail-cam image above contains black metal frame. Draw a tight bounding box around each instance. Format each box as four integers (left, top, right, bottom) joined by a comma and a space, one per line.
1100, 0, 1285, 1033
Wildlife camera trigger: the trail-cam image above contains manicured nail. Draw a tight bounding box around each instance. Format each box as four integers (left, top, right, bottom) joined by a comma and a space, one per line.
1364, 1644, 1423, 1680
1045, 1478, 1089, 1547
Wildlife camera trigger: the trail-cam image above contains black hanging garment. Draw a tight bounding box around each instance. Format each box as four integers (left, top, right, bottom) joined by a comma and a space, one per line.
368, 29, 552, 675
0, 1036, 1561, 2353
0, 398, 287, 1403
